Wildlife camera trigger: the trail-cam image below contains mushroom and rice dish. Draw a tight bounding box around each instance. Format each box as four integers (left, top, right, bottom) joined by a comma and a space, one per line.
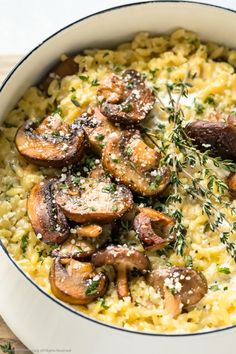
2, 29, 236, 333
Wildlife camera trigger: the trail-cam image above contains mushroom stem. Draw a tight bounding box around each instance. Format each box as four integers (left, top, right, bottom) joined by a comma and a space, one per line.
116, 266, 129, 299
163, 287, 182, 318
76, 224, 103, 238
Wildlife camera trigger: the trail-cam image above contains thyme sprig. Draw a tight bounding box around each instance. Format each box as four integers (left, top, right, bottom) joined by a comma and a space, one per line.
146, 77, 236, 259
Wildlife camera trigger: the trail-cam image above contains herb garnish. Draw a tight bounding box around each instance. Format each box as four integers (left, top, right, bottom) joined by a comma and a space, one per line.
218, 266, 231, 274
71, 98, 80, 107
91, 79, 100, 87
86, 279, 100, 295
20, 234, 29, 254
79, 75, 89, 81
145, 75, 236, 259
95, 133, 105, 141
102, 184, 116, 193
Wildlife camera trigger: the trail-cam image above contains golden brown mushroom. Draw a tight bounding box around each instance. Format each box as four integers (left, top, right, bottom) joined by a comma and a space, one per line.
147, 267, 208, 317
134, 208, 175, 251
27, 179, 69, 244
39, 56, 79, 92
185, 115, 236, 161
92, 245, 150, 299
49, 258, 108, 305
54, 167, 133, 223
102, 130, 170, 196
226, 173, 236, 197
15, 115, 84, 167
80, 107, 120, 155
52, 224, 112, 260
98, 70, 155, 125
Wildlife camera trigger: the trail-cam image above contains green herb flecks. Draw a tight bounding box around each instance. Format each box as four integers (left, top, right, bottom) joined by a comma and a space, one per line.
86, 279, 100, 295
218, 266, 231, 274
95, 133, 105, 141
102, 183, 116, 193
79, 75, 89, 81
91, 79, 100, 87
20, 234, 29, 254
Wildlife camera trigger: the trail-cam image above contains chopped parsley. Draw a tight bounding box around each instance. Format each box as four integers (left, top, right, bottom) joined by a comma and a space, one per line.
204, 95, 216, 105
149, 175, 162, 190
89, 206, 97, 211
100, 298, 109, 309
91, 79, 100, 87
185, 255, 193, 268
111, 157, 119, 164
149, 68, 158, 77
194, 101, 205, 115
73, 176, 81, 184
86, 279, 100, 295
102, 184, 116, 193
95, 133, 105, 141
79, 75, 89, 81
53, 106, 63, 116
209, 283, 220, 291
70, 87, 76, 92
112, 205, 118, 212
125, 147, 133, 157
20, 234, 29, 254
71, 98, 80, 107
122, 102, 133, 113
218, 267, 231, 274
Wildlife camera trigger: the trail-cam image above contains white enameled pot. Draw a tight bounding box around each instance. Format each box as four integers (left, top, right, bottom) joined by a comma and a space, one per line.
1, 2, 236, 353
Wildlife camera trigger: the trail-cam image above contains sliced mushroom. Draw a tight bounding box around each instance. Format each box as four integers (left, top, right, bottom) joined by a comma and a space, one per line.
185, 115, 236, 161
49, 258, 108, 305
39, 57, 79, 91
54, 168, 133, 223
134, 208, 175, 251
92, 245, 150, 299
15, 115, 84, 167
102, 130, 170, 196
98, 70, 155, 125
80, 107, 120, 155
147, 267, 208, 317
226, 173, 236, 197
27, 179, 69, 244
52, 224, 112, 260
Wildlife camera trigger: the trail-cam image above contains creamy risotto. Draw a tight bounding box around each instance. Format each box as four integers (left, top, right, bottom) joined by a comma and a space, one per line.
1, 29, 236, 333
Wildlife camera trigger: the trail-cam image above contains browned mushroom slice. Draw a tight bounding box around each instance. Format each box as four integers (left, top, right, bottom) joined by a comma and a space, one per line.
227, 173, 236, 197
52, 224, 112, 260
80, 107, 120, 155
39, 57, 79, 91
102, 130, 170, 196
27, 179, 69, 244
54, 171, 133, 223
49, 258, 108, 305
15, 115, 84, 167
92, 245, 150, 299
185, 115, 236, 161
98, 70, 155, 125
134, 208, 175, 251
147, 267, 208, 317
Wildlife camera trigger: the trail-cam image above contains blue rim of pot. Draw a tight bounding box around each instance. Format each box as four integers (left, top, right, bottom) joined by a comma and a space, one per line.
1, 0, 236, 337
